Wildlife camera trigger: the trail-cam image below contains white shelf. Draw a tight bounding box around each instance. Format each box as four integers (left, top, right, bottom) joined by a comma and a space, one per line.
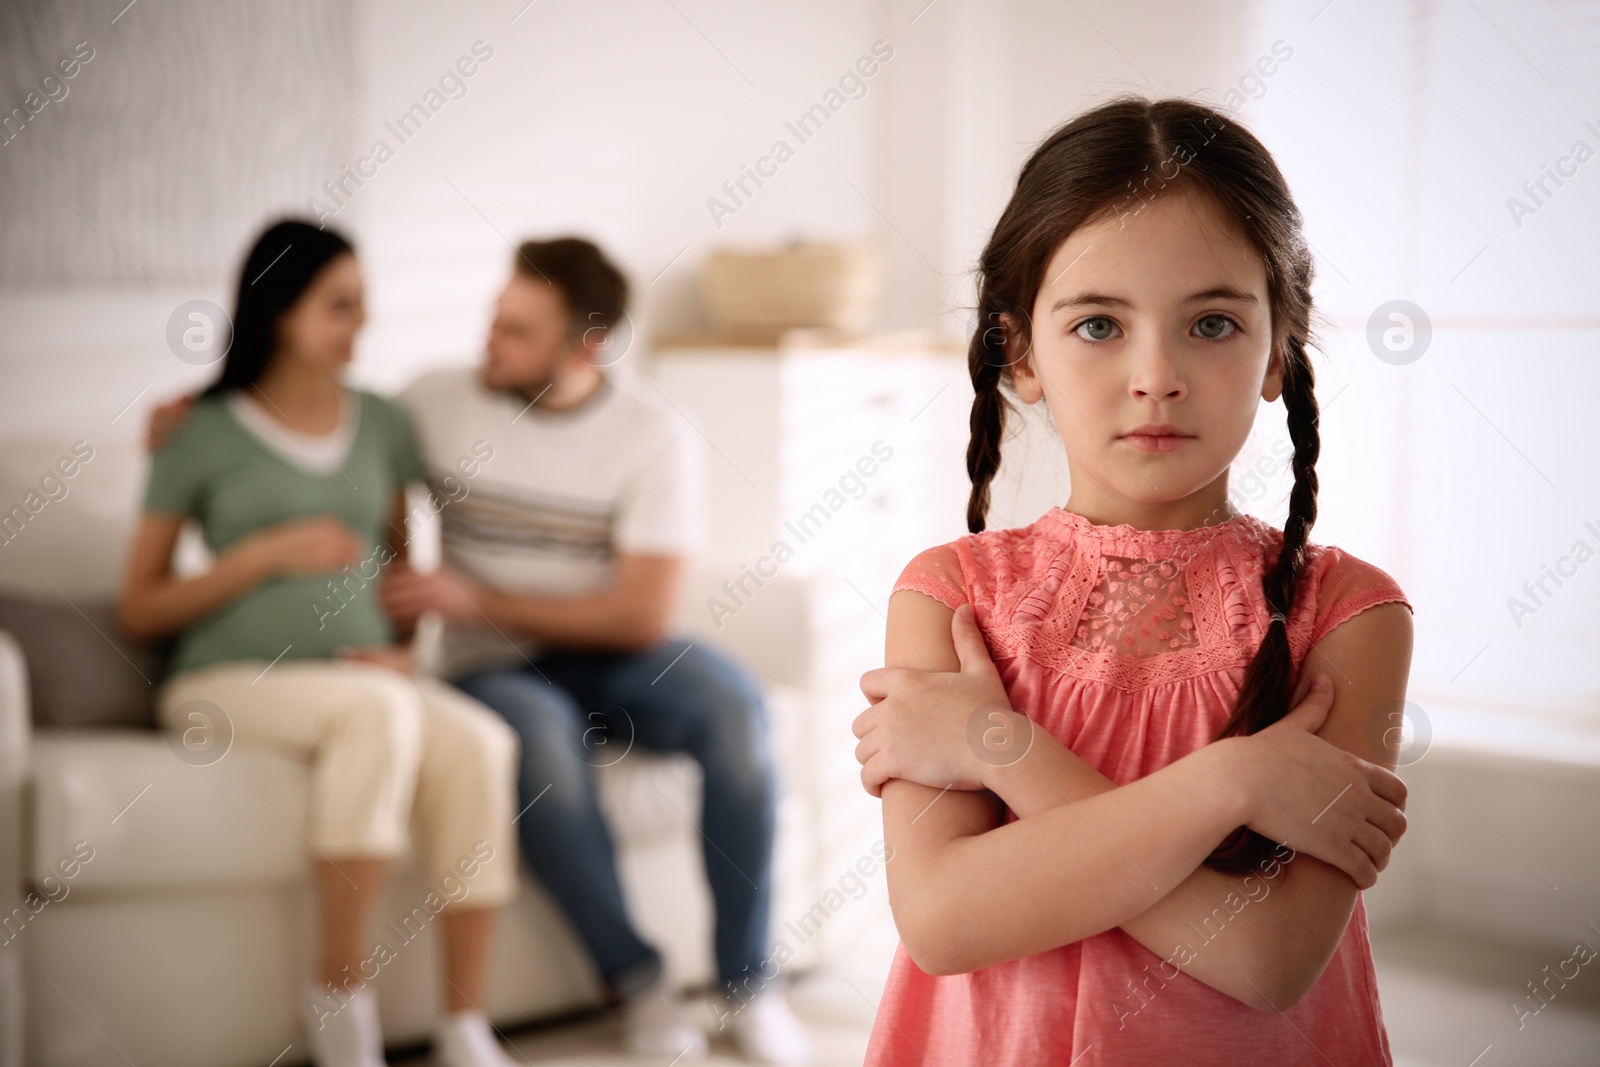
644, 337, 972, 967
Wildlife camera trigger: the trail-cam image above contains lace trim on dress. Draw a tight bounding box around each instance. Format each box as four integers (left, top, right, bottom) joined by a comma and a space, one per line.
893, 570, 967, 611
890, 508, 1411, 692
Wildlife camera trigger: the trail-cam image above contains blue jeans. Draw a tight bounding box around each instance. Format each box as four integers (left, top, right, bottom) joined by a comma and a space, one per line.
452, 637, 778, 1001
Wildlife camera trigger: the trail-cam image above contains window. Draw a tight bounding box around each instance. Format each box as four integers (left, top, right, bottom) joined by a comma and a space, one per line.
1240, 0, 1600, 720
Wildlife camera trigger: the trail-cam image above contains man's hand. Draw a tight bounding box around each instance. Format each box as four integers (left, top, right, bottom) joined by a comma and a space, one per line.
337, 644, 415, 675
380, 560, 487, 625
852, 603, 1021, 799
147, 392, 197, 452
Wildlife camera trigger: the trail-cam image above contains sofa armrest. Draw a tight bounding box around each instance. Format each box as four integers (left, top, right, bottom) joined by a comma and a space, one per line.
0, 629, 28, 907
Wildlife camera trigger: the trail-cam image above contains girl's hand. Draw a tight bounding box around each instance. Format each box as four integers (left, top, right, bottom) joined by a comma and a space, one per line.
852, 603, 1025, 798
1227, 674, 1409, 889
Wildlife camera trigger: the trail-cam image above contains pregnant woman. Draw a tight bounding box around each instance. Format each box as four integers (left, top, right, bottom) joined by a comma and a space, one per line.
118, 219, 521, 1067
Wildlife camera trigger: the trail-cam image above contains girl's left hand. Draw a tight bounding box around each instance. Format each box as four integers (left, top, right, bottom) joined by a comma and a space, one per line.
852, 604, 1026, 798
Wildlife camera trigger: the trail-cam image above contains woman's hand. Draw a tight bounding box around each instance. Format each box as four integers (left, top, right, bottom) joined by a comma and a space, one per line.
238, 516, 364, 577
121, 513, 361, 641
337, 643, 414, 674
1224, 673, 1409, 889
853, 603, 1026, 799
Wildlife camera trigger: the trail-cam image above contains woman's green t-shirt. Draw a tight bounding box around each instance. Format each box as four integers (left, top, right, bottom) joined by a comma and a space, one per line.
143, 390, 423, 676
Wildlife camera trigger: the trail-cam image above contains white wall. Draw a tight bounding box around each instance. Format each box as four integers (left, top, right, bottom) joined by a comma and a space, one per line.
0, 0, 1256, 567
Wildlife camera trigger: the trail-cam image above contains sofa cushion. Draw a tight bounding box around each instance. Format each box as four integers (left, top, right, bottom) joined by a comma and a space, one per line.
30, 730, 307, 890
28, 726, 706, 892
0, 594, 169, 728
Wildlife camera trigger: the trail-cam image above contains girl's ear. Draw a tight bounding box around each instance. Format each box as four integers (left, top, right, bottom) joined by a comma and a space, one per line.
1001, 311, 1044, 404
1260, 340, 1286, 403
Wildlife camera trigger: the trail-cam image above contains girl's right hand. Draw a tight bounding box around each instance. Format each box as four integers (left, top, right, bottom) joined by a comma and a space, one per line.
240, 516, 364, 577
1227, 674, 1409, 889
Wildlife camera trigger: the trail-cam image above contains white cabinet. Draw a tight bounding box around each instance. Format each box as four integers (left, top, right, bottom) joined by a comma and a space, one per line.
643, 331, 972, 966
644, 331, 971, 584
644, 334, 972, 688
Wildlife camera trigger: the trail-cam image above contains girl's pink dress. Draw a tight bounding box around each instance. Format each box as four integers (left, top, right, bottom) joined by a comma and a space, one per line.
865, 506, 1411, 1067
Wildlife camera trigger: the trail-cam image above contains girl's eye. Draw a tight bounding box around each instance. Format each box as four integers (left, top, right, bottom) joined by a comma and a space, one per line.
1072, 317, 1119, 343
1194, 314, 1239, 341
1069, 315, 1241, 343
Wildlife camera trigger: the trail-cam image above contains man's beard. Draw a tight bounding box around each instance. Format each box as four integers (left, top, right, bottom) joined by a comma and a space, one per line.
481, 362, 555, 404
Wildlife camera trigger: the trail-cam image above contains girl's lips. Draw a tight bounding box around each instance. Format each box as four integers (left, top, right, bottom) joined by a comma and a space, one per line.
1120, 432, 1195, 453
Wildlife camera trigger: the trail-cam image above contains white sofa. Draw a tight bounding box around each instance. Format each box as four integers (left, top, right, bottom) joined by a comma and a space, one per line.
0, 438, 829, 1067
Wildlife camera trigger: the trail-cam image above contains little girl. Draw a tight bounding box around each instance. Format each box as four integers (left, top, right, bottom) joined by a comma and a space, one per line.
851, 96, 1413, 1066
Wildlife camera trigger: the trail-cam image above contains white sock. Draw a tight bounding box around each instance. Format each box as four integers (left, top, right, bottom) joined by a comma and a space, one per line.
434, 1008, 518, 1067
725, 987, 813, 1066
301, 981, 384, 1067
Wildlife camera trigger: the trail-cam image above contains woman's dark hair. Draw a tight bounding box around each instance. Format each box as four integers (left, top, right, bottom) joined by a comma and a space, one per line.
966, 95, 1324, 874
201, 219, 356, 397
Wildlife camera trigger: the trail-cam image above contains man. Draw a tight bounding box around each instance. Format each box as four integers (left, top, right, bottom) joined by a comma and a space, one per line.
378, 238, 810, 1065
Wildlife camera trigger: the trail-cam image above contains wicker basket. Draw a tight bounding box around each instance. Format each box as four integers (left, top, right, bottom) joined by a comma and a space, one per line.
701, 240, 882, 339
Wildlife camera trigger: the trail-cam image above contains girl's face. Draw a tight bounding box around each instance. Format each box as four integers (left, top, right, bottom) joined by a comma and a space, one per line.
1006, 185, 1282, 529
274, 252, 366, 375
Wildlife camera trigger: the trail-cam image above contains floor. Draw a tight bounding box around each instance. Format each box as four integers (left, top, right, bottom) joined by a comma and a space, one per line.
389, 960, 888, 1067
1375, 925, 1600, 1067
391, 923, 1600, 1066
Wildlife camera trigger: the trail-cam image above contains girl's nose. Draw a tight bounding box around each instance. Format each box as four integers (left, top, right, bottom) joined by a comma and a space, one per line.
1128, 343, 1186, 400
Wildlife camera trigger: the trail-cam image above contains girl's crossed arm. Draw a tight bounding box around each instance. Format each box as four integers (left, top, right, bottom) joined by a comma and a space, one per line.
974, 599, 1411, 1010
855, 590, 1410, 1010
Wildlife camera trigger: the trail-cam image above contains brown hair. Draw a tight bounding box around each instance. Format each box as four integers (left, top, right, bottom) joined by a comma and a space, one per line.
966, 95, 1324, 873
512, 237, 629, 348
